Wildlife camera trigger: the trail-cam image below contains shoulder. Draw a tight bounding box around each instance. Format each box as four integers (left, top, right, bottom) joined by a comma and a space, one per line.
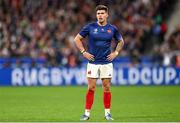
88, 22, 98, 27
85, 22, 97, 27
108, 24, 118, 31
81, 22, 96, 30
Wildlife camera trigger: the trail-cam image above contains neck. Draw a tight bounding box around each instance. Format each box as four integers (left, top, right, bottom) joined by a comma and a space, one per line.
98, 21, 107, 26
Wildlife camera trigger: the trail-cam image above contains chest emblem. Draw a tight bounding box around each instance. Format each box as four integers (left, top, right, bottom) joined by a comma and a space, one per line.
107, 29, 112, 33
93, 28, 98, 34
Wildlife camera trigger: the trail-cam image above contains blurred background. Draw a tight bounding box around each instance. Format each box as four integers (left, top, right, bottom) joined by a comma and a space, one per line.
0, 1, 180, 121
0, 0, 179, 68
0, 0, 179, 86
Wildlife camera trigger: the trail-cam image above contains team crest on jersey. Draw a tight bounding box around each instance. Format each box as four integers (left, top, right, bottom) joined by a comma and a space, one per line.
88, 71, 91, 74
107, 29, 112, 33
93, 28, 98, 34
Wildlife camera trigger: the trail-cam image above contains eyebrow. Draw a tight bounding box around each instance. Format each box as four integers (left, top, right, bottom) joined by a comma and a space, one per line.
97, 12, 105, 14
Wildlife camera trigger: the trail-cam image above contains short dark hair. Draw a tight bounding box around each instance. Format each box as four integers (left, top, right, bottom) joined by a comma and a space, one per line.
95, 5, 108, 13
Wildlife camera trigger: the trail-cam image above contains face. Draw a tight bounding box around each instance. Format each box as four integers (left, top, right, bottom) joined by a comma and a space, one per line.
96, 10, 108, 23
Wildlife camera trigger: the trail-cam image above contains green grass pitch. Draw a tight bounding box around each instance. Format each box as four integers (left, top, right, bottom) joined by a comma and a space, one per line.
0, 86, 180, 122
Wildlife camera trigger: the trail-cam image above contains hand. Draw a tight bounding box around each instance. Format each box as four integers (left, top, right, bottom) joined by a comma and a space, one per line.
83, 52, 95, 61
107, 51, 118, 61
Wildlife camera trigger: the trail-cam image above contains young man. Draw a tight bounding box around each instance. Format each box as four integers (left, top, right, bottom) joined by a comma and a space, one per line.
74, 5, 124, 121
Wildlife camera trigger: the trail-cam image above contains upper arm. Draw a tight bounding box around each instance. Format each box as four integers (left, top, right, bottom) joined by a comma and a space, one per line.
113, 26, 123, 42
79, 24, 90, 38
118, 39, 124, 46
74, 34, 84, 42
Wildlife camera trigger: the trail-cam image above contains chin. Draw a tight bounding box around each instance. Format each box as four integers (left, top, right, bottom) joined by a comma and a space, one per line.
99, 20, 104, 23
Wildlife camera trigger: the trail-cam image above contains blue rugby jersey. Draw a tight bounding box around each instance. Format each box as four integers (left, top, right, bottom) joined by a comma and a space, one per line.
79, 22, 123, 64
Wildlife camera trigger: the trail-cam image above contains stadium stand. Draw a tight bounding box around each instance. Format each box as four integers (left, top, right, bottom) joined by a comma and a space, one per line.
0, 0, 179, 68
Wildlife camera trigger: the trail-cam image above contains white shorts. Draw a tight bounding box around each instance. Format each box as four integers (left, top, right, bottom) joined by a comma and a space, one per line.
86, 63, 113, 78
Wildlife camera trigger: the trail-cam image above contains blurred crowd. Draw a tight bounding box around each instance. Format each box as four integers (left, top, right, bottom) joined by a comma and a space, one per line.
0, 0, 179, 67
159, 26, 180, 66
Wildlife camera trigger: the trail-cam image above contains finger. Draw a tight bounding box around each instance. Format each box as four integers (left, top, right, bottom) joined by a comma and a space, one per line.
88, 58, 92, 61
107, 56, 112, 61
88, 58, 94, 61
107, 54, 112, 58
89, 54, 94, 60
107, 58, 112, 61
87, 55, 94, 61
107, 53, 111, 57
90, 57, 95, 61
90, 54, 94, 58
109, 55, 114, 61
90, 56, 94, 60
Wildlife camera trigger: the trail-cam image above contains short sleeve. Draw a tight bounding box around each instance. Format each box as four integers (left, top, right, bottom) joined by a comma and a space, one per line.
79, 24, 90, 38
113, 26, 123, 42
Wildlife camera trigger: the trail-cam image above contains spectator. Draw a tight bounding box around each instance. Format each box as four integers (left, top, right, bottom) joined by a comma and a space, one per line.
0, 0, 177, 67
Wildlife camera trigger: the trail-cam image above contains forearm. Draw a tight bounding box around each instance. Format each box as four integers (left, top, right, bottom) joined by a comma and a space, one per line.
115, 39, 124, 54
74, 34, 94, 61
74, 34, 86, 53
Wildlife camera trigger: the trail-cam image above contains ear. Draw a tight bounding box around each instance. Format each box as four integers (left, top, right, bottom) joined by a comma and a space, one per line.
106, 13, 109, 18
